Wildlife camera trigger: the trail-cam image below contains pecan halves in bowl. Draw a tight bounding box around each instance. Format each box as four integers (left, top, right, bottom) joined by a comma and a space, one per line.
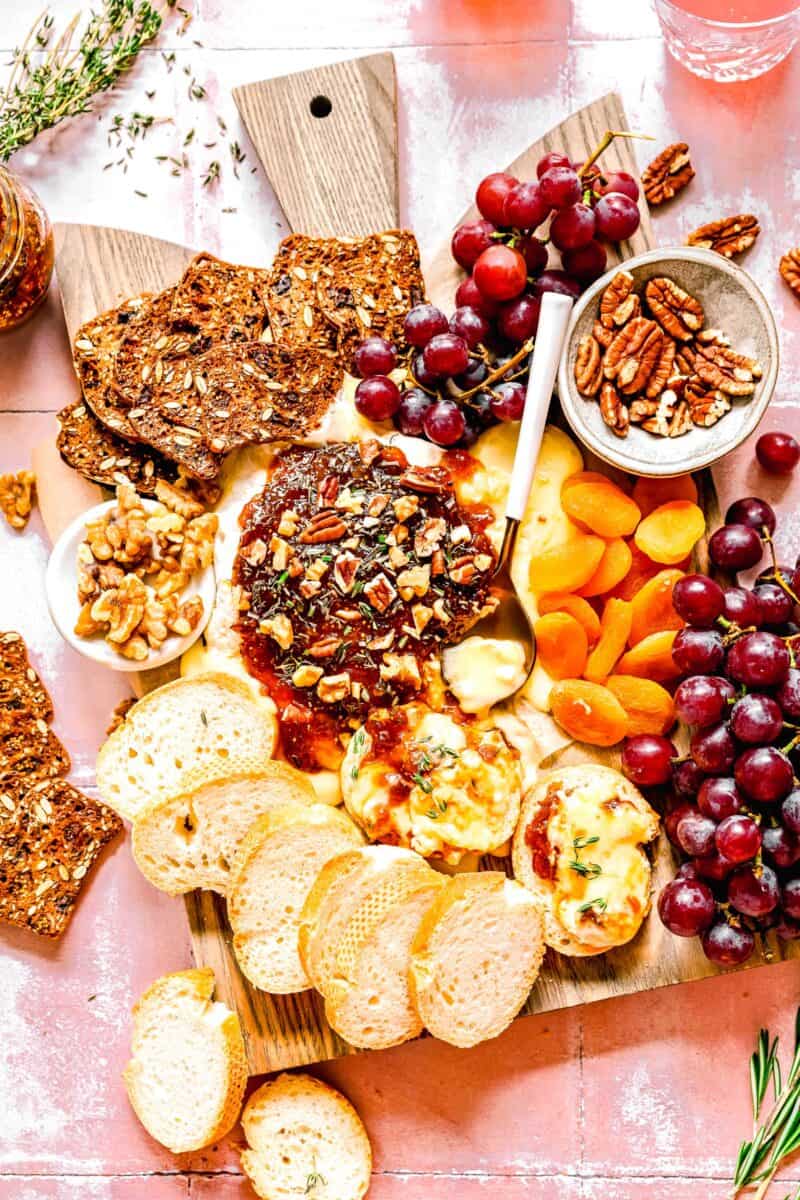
687, 214, 760, 258
645, 277, 704, 341
603, 317, 664, 396
641, 142, 694, 206
600, 382, 629, 439
685, 378, 731, 427
574, 333, 604, 395
599, 270, 635, 328
693, 341, 763, 397
779, 248, 800, 298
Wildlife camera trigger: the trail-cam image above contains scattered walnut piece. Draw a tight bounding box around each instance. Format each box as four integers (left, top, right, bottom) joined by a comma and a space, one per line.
779, 248, 800, 298
641, 142, 694, 206
0, 470, 36, 531
106, 696, 135, 736
317, 672, 351, 704
687, 214, 760, 259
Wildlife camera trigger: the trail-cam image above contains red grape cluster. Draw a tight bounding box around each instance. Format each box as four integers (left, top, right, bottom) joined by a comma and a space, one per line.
620, 496, 800, 968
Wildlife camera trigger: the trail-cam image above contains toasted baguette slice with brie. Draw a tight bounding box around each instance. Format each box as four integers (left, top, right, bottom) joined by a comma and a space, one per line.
131, 764, 317, 896
512, 764, 659, 956
96, 672, 278, 821
322, 855, 444, 1050
409, 872, 544, 1047
298, 844, 435, 997
241, 1073, 371, 1200
228, 803, 364, 994
123, 967, 246, 1154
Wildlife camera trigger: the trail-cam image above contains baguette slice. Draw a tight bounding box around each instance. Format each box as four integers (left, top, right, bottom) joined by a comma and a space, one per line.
323, 855, 444, 1050
409, 872, 545, 1048
228, 804, 364, 994
299, 844, 435, 997
131, 764, 317, 896
123, 967, 247, 1154
97, 672, 277, 821
241, 1072, 371, 1200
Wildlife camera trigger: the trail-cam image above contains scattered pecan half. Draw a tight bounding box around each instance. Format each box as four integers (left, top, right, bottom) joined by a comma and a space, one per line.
645, 277, 704, 341
641, 142, 694, 206
574, 333, 604, 396
600, 382, 629, 438
693, 341, 763, 396
298, 510, 348, 543
599, 270, 635, 328
779, 248, 800, 298
687, 214, 760, 259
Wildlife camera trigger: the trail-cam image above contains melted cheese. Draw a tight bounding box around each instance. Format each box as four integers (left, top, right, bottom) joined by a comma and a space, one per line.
546, 774, 657, 953
442, 636, 527, 714
341, 706, 521, 864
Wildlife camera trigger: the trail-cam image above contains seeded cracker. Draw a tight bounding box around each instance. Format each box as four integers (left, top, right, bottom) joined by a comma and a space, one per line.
0, 777, 122, 937
72, 294, 153, 439
169, 252, 271, 340
0, 631, 53, 721
266, 230, 425, 363
0, 708, 71, 787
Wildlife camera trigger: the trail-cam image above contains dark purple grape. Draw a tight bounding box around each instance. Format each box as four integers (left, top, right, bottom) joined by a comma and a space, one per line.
753, 583, 794, 628
353, 336, 397, 377
423, 333, 470, 378
404, 303, 448, 348
702, 920, 755, 966
782, 877, 800, 920
677, 812, 718, 857
593, 192, 641, 240
694, 852, 736, 882
517, 235, 549, 275
727, 632, 791, 688
761, 824, 799, 869
490, 381, 526, 422
658, 878, 716, 937
394, 387, 434, 437
775, 915, 800, 941
728, 863, 780, 917
672, 575, 725, 627
422, 399, 466, 447
674, 675, 734, 727
536, 151, 571, 178
673, 759, 706, 799
451, 219, 496, 270
756, 430, 800, 475
475, 172, 519, 223
620, 734, 676, 786
730, 693, 784, 745
549, 202, 596, 251
722, 587, 762, 627
781, 789, 800, 833
673, 628, 725, 674
449, 306, 490, 349
412, 351, 439, 391
561, 239, 607, 283
725, 496, 776, 536
715, 814, 761, 863
497, 294, 541, 344
735, 746, 794, 803
530, 269, 582, 301
455, 275, 499, 319
665, 801, 696, 847
503, 180, 551, 230
690, 723, 736, 775
539, 165, 582, 210
454, 357, 489, 391
354, 375, 401, 421
676, 861, 700, 880
708, 524, 763, 571
458, 411, 483, 448
697, 776, 743, 821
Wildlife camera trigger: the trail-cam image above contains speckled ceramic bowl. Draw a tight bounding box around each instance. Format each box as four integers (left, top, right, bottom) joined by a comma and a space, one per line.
557, 246, 779, 478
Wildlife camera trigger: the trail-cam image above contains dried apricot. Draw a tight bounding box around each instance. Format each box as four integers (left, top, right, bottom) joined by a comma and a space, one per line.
607, 675, 676, 736
530, 532, 606, 594
538, 592, 602, 644
628, 569, 685, 646
561, 480, 641, 538
576, 538, 633, 598
534, 612, 589, 680
549, 679, 628, 747
611, 543, 691, 601
634, 500, 706, 565
632, 473, 698, 517
584, 598, 633, 683
616, 629, 680, 682
561, 470, 611, 493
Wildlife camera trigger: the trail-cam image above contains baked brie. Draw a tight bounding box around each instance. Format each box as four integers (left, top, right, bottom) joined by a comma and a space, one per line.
512, 764, 659, 956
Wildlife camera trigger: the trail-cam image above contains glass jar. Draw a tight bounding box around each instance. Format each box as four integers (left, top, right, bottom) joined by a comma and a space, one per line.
0, 166, 55, 334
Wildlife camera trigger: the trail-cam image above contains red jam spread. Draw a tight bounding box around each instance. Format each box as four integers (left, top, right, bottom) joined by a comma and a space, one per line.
524, 784, 561, 881
233, 439, 495, 771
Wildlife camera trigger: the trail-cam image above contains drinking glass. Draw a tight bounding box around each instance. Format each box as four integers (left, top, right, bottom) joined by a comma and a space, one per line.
653, 0, 800, 81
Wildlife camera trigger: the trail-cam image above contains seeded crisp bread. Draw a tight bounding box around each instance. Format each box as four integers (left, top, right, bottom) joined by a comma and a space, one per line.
0, 631, 53, 721
169, 252, 271, 341
0, 709, 71, 787
72, 295, 152, 439
0, 777, 122, 937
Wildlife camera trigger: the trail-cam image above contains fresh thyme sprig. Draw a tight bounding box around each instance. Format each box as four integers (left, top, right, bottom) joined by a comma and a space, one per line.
0, 1, 175, 161
733, 1008, 800, 1198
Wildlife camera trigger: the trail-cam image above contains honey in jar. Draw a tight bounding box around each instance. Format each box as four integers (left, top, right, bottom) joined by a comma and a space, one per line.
0, 166, 54, 334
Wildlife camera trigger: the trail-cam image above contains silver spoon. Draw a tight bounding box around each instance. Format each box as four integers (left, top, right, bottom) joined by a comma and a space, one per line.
455, 290, 574, 704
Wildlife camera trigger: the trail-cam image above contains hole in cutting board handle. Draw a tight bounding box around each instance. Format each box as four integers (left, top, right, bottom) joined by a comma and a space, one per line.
309, 94, 332, 118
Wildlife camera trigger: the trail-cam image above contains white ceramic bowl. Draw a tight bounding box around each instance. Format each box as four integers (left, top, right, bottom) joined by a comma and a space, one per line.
46, 499, 215, 672
557, 245, 779, 478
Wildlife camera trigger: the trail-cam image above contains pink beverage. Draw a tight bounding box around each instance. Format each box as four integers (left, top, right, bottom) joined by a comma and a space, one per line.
670, 0, 798, 18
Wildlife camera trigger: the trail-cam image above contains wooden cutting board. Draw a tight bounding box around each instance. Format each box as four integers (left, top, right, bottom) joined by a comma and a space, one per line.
46, 60, 797, 1076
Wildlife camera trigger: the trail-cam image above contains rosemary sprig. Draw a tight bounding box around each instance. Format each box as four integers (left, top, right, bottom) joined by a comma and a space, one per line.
733, 1008, 800, 1198
0, 1, 173, 161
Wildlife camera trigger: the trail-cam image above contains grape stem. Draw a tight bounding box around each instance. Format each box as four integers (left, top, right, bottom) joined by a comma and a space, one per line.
451, 337, 534, 402
764, 531, 800, 605
577, 129, 655, 179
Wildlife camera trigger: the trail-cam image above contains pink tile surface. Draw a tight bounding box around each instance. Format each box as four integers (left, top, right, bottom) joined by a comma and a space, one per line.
2, 3, 800, 1199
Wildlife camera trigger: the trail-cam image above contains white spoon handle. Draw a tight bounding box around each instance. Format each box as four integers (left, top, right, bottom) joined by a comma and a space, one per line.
505, 291, 574, 522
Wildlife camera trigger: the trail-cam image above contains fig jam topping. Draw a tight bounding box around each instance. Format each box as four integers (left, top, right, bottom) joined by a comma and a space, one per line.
233, 439, 495, 771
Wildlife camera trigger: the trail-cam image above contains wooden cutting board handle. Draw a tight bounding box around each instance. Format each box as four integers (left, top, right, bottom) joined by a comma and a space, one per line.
233, 53, 399, 235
